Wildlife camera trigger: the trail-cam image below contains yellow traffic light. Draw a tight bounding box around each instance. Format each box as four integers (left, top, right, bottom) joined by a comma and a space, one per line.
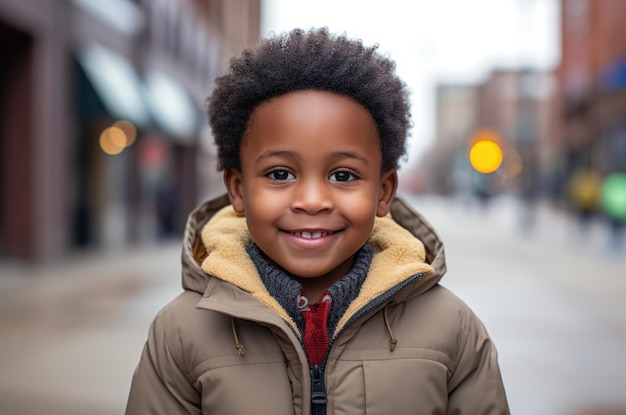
468, 129, 503, 174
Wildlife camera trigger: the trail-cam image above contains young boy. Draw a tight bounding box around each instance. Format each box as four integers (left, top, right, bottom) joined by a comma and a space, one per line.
126, 28, 509, 414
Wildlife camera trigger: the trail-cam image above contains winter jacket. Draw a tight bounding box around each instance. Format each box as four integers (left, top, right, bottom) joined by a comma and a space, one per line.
125, 193, 510, 414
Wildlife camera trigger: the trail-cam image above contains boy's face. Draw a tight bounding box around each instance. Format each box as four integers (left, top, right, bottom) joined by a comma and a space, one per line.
224, 90, 397, 291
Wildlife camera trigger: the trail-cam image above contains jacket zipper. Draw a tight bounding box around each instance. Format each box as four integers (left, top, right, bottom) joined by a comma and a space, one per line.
307, 272, 425, 414
310, 364, 327, 415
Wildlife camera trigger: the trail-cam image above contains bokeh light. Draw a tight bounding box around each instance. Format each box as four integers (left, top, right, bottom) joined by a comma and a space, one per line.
566, 168, 602, 211
100, 126, 126, 155
114, 119, 137, 146
470, 139, 503, 173
600, 172, 626, 221
99, 120, 137, 155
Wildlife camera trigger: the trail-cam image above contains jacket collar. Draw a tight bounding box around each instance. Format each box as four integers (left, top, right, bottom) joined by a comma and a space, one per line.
181, 194, 446, 334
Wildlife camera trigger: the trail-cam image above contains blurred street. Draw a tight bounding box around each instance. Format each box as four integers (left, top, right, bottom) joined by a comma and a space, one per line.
1, 195, 625, 415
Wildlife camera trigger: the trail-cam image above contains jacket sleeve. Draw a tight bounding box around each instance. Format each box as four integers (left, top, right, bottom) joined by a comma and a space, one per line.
447, 311, 510, 414
125, 308, 201, 415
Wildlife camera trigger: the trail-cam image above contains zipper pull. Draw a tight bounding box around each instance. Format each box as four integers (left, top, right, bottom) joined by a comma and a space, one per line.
310, 364, 327, 406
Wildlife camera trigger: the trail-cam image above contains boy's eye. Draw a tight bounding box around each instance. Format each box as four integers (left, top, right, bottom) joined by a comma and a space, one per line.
329, 170, 358, 182
266, 169, 295, 181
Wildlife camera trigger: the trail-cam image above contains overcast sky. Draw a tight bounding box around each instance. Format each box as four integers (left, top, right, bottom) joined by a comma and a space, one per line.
260, 0, 560, 166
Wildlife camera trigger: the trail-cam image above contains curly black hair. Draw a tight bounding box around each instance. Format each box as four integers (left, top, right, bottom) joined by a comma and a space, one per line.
207, 27, 411, 172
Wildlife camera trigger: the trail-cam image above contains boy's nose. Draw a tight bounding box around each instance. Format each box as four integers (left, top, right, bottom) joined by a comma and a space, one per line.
291, 179, 333, 214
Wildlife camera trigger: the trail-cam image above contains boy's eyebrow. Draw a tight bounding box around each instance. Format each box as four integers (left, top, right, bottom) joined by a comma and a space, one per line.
255, 150, 299, 164
255, 150, 370, 165
331, 151, 370, 165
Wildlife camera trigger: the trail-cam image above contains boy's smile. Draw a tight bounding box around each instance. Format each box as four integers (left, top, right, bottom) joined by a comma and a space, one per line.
225, 90, 397, 300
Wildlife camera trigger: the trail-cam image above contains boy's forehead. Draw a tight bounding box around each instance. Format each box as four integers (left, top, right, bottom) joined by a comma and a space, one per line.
241, 90, 382, 157
247, 91, 374, 131
249, 90, 376, 129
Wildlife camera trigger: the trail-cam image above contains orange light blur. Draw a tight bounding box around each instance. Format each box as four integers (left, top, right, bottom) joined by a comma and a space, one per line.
99, 120, 138, 155
100, 126, 126, 155
114, 120, 137, 147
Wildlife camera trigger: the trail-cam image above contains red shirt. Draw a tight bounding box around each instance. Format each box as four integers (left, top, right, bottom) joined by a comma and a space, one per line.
299, 291, 331, 365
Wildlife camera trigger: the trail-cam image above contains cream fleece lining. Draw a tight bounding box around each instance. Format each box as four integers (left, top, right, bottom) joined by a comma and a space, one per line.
200, 205, 435, 336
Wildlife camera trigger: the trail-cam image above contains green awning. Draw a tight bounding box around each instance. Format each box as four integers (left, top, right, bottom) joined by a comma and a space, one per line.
76, 44, 150, 127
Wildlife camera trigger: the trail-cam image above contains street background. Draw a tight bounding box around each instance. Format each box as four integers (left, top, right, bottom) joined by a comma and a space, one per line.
1, 194, 625, 415
2, 1, 626, 414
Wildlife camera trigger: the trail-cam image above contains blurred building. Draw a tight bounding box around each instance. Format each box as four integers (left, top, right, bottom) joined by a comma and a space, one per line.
0, 0, 260, 262
418, 0, 626, 209
419, 69, 556, 199
477, 69, 557, 198
557, 0, 626, 185
421, 83, 478, 195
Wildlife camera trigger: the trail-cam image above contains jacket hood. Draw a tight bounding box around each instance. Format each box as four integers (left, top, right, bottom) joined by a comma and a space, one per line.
181, 193, 447, 334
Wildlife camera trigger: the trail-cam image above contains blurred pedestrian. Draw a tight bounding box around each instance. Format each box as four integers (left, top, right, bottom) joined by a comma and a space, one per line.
566, 168, 602, 237
155, 177, 180, 238
126, 28, 509, 414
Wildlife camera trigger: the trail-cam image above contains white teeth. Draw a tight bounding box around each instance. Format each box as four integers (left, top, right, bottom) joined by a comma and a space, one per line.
295, 231, 328, 239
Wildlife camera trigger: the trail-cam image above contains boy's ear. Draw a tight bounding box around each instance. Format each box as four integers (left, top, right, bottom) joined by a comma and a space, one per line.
376, 169, 398, 217
223, 169, 245, 214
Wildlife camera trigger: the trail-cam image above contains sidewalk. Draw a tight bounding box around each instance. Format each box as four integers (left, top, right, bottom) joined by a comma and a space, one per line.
408, 194, 626, 415
0, 241, 183, 415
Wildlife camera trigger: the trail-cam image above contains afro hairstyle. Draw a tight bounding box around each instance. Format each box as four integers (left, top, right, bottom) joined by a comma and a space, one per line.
207, 27, 412, 172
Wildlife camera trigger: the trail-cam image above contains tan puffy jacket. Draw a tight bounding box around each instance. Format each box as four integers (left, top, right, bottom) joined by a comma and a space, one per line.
126, 194, 509, 414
